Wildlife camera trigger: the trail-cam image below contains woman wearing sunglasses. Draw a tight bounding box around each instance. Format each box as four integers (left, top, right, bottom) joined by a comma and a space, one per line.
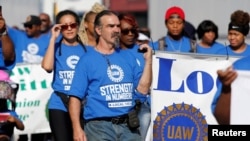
41, 10, 88, 141
118, 13, 152, 141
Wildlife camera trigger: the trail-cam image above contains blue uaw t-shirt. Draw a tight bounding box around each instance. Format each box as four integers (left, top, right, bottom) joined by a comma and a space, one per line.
211, 55, 250, 113
154, 36, 194, 52
215, 44, 250, 57
196, 41, 225, 55
8, 27, 50, 63
69, 47, 142, 120
47, 42, 89, 112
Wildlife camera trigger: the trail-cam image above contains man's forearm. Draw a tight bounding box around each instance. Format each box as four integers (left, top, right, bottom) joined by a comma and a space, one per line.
137, 60, 152, 95
214, 90, 231, 125
69, 96, 83, 130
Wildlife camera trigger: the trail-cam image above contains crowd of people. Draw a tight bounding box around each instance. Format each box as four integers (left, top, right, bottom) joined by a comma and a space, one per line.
1, 2, 250, 141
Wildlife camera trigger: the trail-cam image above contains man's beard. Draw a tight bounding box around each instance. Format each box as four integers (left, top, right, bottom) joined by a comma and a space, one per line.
114, 37, 120, 48
112, 32, 120, 48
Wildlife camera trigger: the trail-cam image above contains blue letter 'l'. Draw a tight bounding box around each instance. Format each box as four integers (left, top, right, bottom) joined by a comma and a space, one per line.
155, 57, 184, 92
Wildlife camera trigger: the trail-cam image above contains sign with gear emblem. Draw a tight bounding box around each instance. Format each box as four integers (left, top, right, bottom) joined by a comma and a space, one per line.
153, 103, 207, 141
149, 51, 238, 141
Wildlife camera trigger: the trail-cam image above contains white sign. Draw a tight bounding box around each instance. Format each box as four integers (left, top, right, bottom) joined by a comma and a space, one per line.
149, 51, 238, 141
10, 64, 53, 138
231, 70, 250, 124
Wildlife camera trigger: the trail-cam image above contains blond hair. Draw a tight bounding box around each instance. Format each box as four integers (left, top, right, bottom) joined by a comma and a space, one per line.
78, 2, 106, 45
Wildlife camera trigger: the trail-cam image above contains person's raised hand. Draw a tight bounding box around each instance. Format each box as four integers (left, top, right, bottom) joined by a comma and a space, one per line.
217, 66, 238, 86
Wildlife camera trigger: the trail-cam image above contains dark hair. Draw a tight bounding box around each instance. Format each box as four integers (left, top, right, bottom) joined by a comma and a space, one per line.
94, 10, 118, 43
184, 21, 196, 40
228, 10, 250, 35
231, 10, 250, 26
55, 10, 86, 55
56, 10, 80, 25
118, 13, 139, 39
197, 20, 218, 40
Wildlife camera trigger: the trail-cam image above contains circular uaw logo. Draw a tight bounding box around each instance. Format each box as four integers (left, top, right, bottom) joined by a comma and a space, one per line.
153, 103, 208, 141
66, 55, 80, 69
107, 65, 124, 82
27, 43, 39, 55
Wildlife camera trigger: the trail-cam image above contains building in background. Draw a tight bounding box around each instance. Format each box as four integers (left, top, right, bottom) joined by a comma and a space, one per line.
105, 0, 148, 28
1, 0, 148, 31
1, 0, 102, 30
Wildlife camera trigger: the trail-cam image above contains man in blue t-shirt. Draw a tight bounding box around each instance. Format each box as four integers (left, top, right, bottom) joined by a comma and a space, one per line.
154, 6, 197, 53
68, 10, 152, 141
8, 15, 50, 64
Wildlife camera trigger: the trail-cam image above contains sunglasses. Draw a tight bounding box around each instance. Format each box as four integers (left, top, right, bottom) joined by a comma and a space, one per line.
121, 28, 137, 35
61, 23, 78, 31
24, 24, 33, 29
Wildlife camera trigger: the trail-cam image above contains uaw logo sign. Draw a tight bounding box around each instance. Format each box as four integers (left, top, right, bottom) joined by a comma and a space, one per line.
153, 103, 208, 141
150, 52, 236, 141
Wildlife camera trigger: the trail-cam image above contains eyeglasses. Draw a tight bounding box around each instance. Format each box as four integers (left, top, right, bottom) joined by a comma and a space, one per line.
61, 23, 78, 31
24, 24, 33, 29
121, 28, 137, 35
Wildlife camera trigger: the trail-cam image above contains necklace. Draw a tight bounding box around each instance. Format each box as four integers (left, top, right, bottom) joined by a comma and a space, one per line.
102, 54, 111, 67
95, 47, 111, 67
167, 36, 183, 52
